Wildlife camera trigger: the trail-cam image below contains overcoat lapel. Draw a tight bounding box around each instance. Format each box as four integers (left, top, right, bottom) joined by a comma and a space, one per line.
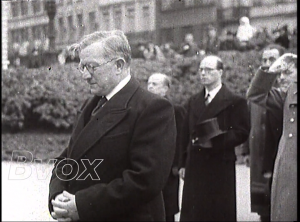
196, 85, 235, 124
68, 77, 139, 161
191, 90, 206, 123
71, 96, 99, 142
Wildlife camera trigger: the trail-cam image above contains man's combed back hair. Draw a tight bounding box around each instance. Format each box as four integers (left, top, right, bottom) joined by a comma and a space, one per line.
151, 73, 172, 88
69, 30, 131, 64
263, 44, 285, 56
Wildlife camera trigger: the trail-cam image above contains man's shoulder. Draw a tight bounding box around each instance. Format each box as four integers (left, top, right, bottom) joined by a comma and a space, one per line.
221, 85, 246, 102
133, 86, 173, 108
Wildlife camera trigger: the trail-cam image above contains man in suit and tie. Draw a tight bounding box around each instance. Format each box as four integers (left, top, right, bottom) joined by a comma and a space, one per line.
178, 55, 250, 221
48, 30, 177, 221
147, 73, 186, 222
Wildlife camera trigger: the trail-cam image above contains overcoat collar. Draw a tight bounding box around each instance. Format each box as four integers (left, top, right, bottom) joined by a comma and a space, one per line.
67, 77, 139, 161
191, 84, 236, 125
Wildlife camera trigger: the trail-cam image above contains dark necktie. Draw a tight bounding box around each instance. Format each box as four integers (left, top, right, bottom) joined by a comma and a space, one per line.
91, 96, 107, 116
204, 93, 210, 106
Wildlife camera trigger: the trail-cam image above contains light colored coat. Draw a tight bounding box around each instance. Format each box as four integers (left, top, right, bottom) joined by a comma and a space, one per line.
247, 68, 297, 221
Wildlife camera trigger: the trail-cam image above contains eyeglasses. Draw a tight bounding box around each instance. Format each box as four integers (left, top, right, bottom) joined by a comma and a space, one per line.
198, 67, 218, 73
77, 58, 118, 74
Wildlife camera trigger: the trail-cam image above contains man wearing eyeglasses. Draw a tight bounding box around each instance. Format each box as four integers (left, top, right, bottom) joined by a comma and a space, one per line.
178, 55, 250, 221
247, 53, 297, 221
48, 30, 177, 221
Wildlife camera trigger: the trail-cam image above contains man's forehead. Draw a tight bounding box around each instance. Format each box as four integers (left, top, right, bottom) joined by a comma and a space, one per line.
262, 49, 280, 59
200, 57, 218, 69
79, 41, 105, 59
148, 75, 165, 83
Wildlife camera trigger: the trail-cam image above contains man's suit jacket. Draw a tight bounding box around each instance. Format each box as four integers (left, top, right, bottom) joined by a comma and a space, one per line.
179, 84, 250, 221
48, 77, 177, 221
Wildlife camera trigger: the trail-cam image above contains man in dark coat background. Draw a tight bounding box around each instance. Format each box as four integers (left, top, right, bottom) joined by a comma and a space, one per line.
148, 73, 186, 222
243, 44, 285, 221
48, 30, 176, 221
247, 53, 297, 221
178, 55, 250, 221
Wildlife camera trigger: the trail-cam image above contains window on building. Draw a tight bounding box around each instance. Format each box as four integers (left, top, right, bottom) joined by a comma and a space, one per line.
142, 5, 150, 30
125, 4, 135, 32
89, 12, 96, 32
68, 15, 76, 42
102, 8, 110, 30
21, 28, 29, 42
32, 26, 39, 40
20, 1, 29, 16
11, 2, 20, 17
59, 17, 66, 41
11, 30, 21, 43
43, 25, 48, 38
113, 6, 122, 30
68, 16, 74, 31
77, 14, 84, 37
32, 1, 41, 14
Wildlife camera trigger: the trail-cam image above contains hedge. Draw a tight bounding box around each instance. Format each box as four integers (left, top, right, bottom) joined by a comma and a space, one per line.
0, 50, 279, 131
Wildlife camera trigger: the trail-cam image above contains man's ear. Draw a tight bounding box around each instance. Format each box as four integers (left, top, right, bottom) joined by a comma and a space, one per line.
116, 59, 125, 73
219, 69, 223, 77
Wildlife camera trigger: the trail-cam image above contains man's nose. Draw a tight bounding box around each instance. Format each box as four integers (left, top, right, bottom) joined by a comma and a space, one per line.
200, 69, 206, 75
82, 69, 92, 80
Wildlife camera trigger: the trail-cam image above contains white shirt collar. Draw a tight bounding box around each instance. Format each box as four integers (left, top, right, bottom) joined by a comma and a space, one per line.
205, 84, 222, 102
106, 75, 131, 100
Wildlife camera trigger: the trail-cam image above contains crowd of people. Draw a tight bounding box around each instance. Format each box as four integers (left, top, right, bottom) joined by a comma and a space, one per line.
132, 17, 297, 61
47, 29, 297, 222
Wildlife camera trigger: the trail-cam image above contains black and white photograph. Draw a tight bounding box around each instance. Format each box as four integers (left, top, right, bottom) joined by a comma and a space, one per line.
2, 0, 297, 221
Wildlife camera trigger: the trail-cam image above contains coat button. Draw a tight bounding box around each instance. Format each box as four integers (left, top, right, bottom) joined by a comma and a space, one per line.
290, 118, 295, 122
289, 133, 293, 138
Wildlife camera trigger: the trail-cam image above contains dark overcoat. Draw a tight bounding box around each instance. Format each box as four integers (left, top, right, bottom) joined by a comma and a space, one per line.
247, 69, 297, 221
247, 99, 282, 217
162, 104, 186, 217
48, 78, 177, 221
179, 84, 250, 221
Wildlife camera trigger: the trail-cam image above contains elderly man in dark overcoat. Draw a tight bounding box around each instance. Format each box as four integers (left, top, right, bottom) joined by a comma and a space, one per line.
178, 55, 250, 221
48, 30, 176, 221
148, 73, 186, 221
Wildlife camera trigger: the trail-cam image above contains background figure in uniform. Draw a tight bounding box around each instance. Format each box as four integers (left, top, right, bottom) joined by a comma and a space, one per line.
48, 30, 177, 221
178, 55, 250, 221
147, 73, 186, 222
247, 53, 297, 221
243, 44, 285, 222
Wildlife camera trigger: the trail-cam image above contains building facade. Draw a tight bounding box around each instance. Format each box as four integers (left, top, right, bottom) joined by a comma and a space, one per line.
6, 0, 297, 54
7, 0, 156, 52
2, 1, 10, 69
